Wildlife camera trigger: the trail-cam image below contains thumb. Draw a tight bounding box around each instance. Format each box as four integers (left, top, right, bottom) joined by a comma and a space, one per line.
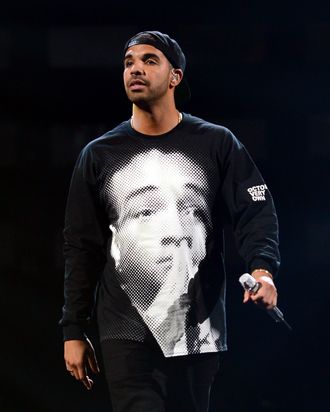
243, 290, 250, 303
87, 351, 100, 374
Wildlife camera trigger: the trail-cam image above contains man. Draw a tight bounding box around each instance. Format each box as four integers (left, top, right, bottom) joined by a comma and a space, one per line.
60, 30, 280, 412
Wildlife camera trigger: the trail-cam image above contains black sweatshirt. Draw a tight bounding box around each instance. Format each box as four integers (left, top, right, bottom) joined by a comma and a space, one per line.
60, 113, 280, 357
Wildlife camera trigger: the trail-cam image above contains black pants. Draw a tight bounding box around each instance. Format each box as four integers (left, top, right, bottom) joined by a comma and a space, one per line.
101, 337, 220, 412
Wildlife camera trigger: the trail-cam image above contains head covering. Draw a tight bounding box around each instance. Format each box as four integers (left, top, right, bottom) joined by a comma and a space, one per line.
123, 30, 191, 105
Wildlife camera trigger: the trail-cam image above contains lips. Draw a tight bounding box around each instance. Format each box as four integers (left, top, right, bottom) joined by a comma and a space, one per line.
130, 79, 146, 86
129, 79, 147, 90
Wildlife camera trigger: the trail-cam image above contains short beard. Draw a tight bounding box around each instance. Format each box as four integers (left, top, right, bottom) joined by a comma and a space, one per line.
126, 84, 168, 110
128, 96, 151, 111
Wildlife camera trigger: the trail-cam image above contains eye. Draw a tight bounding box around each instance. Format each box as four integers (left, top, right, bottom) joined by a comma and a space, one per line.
134, 209, 156, 219
145, 58, 157, 65
124, 60, 133, 68
181, 205, 207, 224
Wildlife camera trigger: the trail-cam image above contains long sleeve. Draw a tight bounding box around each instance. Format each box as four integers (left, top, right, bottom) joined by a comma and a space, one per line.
219, 129, 280, 277
59, 145, 109, 340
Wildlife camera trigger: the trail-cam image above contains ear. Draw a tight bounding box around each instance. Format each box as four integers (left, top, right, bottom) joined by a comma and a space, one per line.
170, 68, 183, 87
109, 224, 121, 269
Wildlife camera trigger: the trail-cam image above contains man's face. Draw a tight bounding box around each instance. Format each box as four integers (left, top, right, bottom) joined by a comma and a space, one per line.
123, 44, 173, 104
109, 150, 210, 307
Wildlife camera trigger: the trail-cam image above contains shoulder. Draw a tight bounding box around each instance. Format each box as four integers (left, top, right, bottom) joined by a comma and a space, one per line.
87, 121, 130, 150
71, 121, 130, 172
182, 113, 242, 148
79, 120, 130, 157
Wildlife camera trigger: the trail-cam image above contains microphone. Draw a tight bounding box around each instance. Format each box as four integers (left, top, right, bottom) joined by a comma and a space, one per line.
239, 273, 292, 331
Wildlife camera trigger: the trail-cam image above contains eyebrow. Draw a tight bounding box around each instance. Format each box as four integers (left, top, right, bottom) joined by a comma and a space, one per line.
124, 52, 161, 63
123, 182, 207, 207
125, 185, 158, 202
184, 182, 207, 198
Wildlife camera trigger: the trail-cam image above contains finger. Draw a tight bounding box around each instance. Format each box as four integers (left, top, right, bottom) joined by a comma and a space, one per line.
266, 295, 278, 310
260, 287, 277, 305
77, 362, 88, 382
272, 294, 278, 307
243, 290, 251, 303
69, 368, 80, 380
250, 283, 272, 301
251, 293, 271, 308
252, 292, 275, 309
87, 352, 100, 374
250, 292, 264, 302
66, 363, 78, 380
81, 376, 93, 390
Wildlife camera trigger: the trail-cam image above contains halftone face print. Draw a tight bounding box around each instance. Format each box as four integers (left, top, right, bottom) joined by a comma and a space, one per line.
106, 148, 219, 355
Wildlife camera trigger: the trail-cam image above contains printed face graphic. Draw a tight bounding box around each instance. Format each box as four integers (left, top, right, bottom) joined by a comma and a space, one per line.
109, 149, 210, 313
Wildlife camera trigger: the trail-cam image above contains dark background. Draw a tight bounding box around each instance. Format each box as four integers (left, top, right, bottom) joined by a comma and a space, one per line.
1, 1, 329, 411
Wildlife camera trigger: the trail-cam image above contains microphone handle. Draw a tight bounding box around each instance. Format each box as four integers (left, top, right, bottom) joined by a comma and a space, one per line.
268, 306, 292, 330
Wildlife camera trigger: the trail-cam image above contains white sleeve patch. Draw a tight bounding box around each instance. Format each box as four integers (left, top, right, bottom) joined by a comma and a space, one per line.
247, 184, 268, 201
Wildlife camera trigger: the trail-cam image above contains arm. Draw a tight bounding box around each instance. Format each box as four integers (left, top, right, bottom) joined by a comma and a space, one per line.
220, 130, 280, 309
59, 145, 108, 387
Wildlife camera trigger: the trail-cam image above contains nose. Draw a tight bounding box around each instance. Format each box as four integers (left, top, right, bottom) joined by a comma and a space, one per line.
130, 61, 144, 76
161, 236, 192, 248
160, 207, 192, 248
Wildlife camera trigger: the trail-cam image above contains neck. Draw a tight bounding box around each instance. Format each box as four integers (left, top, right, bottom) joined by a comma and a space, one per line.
130, 103, 182, 136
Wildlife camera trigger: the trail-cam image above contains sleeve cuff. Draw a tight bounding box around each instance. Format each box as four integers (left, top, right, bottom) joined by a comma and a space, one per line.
62, 324, 87, 342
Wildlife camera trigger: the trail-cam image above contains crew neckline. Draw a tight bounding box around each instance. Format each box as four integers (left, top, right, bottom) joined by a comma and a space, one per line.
126, 112, 186, 141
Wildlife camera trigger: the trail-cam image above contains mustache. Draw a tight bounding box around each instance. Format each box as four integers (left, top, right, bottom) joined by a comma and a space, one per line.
128, 77, 149, 87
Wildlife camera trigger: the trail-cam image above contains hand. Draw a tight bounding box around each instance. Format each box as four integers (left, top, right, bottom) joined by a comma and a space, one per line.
243, 271, 278, 310
64, 338, 100, 390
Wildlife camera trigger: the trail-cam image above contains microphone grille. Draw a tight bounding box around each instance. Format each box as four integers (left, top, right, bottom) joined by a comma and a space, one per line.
239, 273, 257, 290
